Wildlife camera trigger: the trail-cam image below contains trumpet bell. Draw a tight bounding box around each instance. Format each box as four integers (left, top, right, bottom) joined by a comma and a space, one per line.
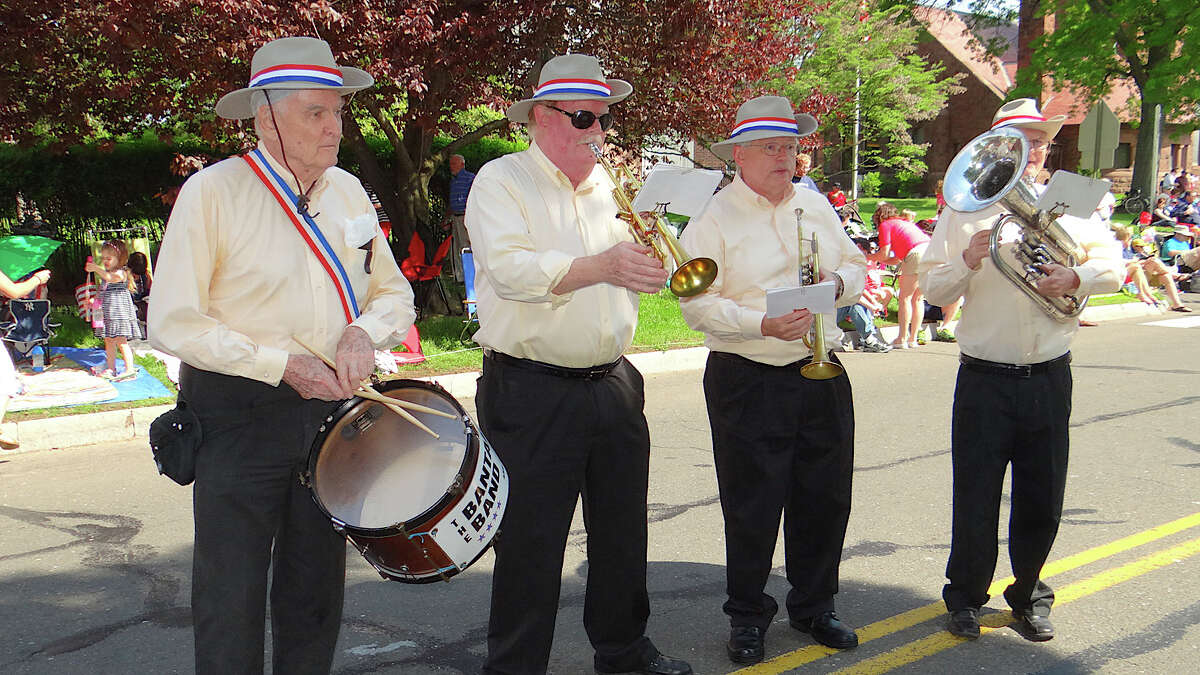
943, 126, 1029, 213
800, 359, 844, 380
670, 257, 718, 297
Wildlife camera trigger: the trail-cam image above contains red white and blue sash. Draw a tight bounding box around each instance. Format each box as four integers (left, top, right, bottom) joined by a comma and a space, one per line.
242, 149, 361, 324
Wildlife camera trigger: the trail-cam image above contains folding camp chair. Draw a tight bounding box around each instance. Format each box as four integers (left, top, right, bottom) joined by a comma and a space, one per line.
460, 248, 479, 340
399, 232, 453, 317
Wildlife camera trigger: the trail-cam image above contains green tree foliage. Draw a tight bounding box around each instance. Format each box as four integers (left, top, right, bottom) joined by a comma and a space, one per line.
911, 0, 1200, 200
1013, 0, 1200, 198
777, 0, 963, 185
2, 0, 821, 251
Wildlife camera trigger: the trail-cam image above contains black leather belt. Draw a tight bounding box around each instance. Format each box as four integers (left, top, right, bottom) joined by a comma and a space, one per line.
485, 350, 621, 380
959, 352, 1071, 378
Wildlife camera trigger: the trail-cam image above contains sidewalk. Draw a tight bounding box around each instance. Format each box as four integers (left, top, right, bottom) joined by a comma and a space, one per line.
0, 300, 1174, 456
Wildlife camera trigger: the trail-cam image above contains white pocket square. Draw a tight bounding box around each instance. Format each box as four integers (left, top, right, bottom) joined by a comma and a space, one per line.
344, 213, 378, 249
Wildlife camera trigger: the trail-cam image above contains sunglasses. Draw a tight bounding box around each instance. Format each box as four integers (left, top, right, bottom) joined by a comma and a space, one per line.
546, 105, 614, 131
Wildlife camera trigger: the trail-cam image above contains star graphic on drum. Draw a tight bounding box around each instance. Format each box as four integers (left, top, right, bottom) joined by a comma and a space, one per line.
478, 534, 485, 541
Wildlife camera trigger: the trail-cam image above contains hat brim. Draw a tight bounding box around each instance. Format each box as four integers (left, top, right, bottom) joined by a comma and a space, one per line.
215, 67, 374, 119
505, 79, 633, 123
992, 115, 1065, 140
709, 113, 818, 161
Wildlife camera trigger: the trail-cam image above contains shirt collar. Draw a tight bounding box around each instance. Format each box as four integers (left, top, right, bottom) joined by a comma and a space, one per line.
729, 173, 797, 210
528, 140, 602, 194
254, 140, 330, 197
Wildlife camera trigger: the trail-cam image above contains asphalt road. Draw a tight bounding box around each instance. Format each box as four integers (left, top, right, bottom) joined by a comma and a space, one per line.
1, 310, 1198, 674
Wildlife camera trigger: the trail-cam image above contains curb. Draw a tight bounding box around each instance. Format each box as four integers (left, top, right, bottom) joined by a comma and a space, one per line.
0, 299, 1175, 456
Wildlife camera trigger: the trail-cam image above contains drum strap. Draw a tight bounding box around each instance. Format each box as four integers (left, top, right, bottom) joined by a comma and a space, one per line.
242, 149, 360, 324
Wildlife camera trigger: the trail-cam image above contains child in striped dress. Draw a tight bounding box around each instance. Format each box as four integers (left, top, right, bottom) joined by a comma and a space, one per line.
84, 240, 142, 380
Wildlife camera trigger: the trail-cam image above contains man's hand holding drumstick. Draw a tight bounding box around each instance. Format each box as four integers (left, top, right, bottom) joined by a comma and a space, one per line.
288, 330, 454, 439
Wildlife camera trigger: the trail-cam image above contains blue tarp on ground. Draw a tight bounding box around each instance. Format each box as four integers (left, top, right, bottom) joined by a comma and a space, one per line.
42, 347, 172, 403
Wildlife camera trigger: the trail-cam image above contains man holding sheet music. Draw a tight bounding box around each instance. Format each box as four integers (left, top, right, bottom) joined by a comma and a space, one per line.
920, 98, 1122, 643
679, 95, 866, 665
150, 37, 414, 673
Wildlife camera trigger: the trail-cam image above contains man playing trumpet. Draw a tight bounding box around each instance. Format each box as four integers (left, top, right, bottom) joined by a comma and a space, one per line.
679, 95, 866, 665
920, 98, 1123, 642
464, 53, 691, 675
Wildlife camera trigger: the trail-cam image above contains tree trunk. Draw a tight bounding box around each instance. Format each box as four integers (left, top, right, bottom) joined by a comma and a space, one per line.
1132, 99, 1161, 202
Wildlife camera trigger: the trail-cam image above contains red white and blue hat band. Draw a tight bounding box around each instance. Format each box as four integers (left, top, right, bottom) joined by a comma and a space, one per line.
250, 63, 344, 88
533, 78, 613, 99
730, 117, 800, 138
992, 114, 1048, 128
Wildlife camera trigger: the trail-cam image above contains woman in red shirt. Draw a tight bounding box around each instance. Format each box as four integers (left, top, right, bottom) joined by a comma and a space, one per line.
873, 202, 931, 349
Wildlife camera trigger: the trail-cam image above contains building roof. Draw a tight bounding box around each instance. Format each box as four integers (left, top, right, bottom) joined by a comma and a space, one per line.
916, 7, 1140, 124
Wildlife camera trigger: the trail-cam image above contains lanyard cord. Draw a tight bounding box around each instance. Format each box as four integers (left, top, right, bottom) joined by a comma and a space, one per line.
265, 91, 320, 218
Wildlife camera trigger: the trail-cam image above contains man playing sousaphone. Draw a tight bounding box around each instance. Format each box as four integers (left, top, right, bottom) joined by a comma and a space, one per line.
464, 54, 692, 675
150, 37, 414, 673
679, 95, 867, 665
920, 98, 1122, 642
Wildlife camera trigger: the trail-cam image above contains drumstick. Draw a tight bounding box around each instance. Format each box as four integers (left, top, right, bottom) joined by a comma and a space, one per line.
292, 336, 439, 439
289, 337, 455, 419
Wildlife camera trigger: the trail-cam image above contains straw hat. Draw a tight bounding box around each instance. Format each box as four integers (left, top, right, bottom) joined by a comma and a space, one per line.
215, 37, 374, 120
709, 96, 818, 161
506, 54, 632, 123
990, 98, 1065, 139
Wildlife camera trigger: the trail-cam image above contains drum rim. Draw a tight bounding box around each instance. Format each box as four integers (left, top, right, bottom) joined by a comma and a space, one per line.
305, 378, 477, 535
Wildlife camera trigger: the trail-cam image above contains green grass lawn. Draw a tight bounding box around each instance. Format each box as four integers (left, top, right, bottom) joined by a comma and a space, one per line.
392, 289, 704, 378
856, 197, 940, 225
14, 278, 1148, 421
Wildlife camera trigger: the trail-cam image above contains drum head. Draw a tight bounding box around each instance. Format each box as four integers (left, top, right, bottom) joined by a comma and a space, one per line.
312, 383, 470, 530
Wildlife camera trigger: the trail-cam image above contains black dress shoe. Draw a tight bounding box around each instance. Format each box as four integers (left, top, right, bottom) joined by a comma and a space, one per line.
1012, 611, 1055, 642
596, 652, 693, 675
790, 611, 859, 649
727, 626, 765, 665
946, 608, 980, 639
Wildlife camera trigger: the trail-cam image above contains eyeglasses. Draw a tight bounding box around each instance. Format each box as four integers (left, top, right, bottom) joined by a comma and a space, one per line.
744, 141, 800, 157
547, 105, 614, 131
1028, 140, 1057, 151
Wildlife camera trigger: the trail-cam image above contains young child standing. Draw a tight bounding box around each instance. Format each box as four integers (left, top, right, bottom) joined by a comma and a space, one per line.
84, 240, 142, 380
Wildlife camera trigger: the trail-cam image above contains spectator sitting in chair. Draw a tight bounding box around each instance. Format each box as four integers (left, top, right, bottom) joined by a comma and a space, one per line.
838, 238, 893, 353
1116, 227, 1191, 313
1170, 192, 1200, 227
1149, 196, 1175, 230
1161, 224, 1199, 272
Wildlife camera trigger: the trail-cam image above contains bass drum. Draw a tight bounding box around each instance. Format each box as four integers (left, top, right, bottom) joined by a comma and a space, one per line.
305, 379, 507, 583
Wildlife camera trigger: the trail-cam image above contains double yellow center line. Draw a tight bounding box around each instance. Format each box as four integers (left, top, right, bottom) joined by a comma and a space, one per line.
735, 511, 1200, 674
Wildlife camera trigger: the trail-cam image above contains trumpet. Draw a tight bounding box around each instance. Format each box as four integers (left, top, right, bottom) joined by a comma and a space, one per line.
588, 142, 717, 297
796, 208, 844, 381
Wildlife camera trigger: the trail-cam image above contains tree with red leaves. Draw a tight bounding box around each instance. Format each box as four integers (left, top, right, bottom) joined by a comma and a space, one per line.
2, 0, 824, 246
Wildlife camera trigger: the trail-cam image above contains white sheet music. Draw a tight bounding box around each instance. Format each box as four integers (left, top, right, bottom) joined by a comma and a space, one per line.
630, 164, 724, 218
765, 280, 838, 318
1035, 171, 1112, 218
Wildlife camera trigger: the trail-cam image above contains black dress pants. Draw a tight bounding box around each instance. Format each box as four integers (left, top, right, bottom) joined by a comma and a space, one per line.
703, 352, 855, 631
182, 364, 346, 675
942, 358, 1072, 617
476, 355, 655, 675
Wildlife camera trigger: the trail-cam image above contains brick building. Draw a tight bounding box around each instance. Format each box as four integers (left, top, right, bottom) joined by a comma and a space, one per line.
913, 6, 1198, 195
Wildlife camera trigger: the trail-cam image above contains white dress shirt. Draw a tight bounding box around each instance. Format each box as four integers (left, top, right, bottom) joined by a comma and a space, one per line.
920, 196, 1123, 364
679, 176, 867, 367
464, 141, 640, 368
149, 142, 415, 385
